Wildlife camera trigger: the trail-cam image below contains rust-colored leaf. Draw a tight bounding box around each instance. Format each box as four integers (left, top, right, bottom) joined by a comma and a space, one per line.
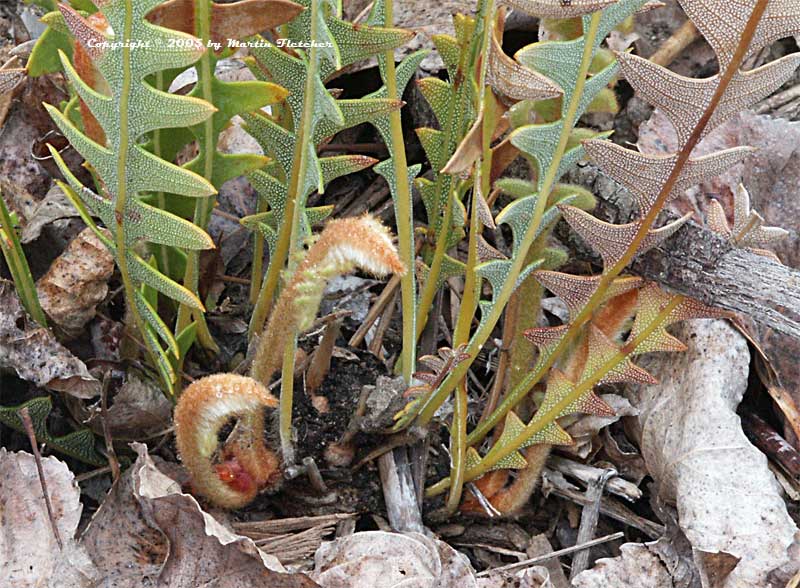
147, 0, 305, 46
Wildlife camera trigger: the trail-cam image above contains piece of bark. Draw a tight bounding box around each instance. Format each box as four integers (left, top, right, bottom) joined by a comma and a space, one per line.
560, 163, 800, 341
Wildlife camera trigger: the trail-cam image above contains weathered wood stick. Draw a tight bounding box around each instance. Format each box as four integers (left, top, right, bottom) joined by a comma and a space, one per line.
560, 164, 800, 340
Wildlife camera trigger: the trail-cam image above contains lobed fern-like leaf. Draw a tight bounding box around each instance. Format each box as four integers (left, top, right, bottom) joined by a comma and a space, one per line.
45, 0, 220, 395
146, 0, 301, 353
474, 0, 796, 496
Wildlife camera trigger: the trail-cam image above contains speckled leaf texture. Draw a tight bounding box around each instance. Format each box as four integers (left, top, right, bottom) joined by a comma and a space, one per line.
45, 0, 219, 393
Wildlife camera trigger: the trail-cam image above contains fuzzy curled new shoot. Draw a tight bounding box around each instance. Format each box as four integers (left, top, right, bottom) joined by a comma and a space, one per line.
174, 373, 282, 509
174, 216, 404, 508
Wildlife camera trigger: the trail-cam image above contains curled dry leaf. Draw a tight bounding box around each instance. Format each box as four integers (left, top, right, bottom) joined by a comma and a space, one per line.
571, 543, 673, 588
98, 374, 172, 440
82, 443, 318, 587
133, 443, 319, 588
312, 531, 477, 588
0, 449, 98, 587
627, 320, 799, 587
0, 280, 100, 398
36, 227, 114, 339
561, 394, 637, 459
19, 184, 81, 244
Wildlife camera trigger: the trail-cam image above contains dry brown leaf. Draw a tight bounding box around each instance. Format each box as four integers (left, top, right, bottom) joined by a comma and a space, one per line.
80, 450, 167, 586
571, 543, 673, 588
442, 113, 484, 176
312, 531, 477, 587
19, 184, 81, 243
0, 280, 100, 398
561, 394, 637, 459
36, 227, 114, 339
147, 0, 305, 46
99, 374, 172, 440
443, 95, 509, 178
132, 443, 319, 588
627, 320, 800, 587
0, 449, 98, 587
82, 443, 318, 586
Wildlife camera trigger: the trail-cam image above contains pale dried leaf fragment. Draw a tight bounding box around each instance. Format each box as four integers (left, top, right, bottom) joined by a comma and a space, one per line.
131, 443, 318, 587
36, 227, 114, 338
0, 280, 100, 398
486, 29, 562, 103
442, 114, 485, 176
627, 320, 800, 587
562, 394, 638, 459
707, 184, 788, 261
19, 184, 81, 243
0, 449, 98, 588
312, 531, 478, 587
478, 566, 553, 588
571, 543, 673, 588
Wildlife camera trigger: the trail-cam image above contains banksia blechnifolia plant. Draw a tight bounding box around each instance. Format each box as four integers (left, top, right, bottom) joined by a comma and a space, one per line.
239, 0, 412, 462
393, 0, 799, 515
174, 215, 404, 507
45, 0, 221, 395
250, 215, 405, 462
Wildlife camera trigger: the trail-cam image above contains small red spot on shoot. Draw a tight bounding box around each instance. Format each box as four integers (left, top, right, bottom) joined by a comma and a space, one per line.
214, 459, 256, 495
